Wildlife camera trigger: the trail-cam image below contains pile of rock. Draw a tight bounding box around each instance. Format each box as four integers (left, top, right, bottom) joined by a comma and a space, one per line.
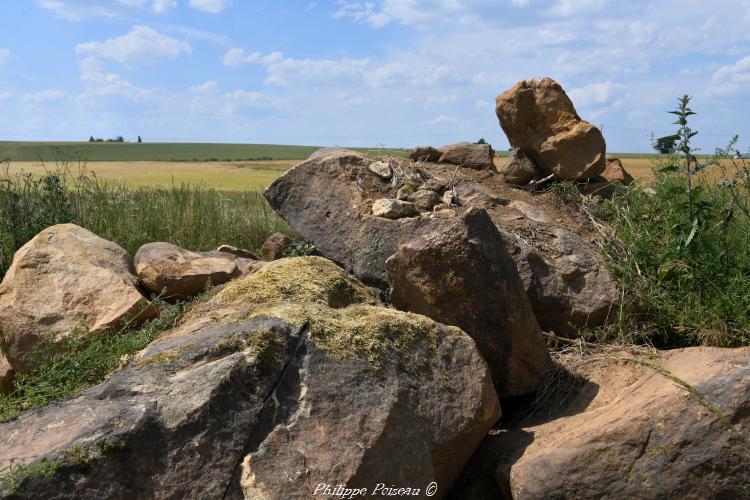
410, 142, 495, 170
0, 225, 291, 392
492, 77, 633, 194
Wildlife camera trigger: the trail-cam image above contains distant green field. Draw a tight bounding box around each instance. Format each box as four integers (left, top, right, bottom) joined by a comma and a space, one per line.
0, 142, 409, 162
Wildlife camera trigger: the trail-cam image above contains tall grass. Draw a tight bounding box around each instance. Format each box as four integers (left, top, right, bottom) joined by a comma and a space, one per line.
586, 97, 750, 348
0, 160, 289, 280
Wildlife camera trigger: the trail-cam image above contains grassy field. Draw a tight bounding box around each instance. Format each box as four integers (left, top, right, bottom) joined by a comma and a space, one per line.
0, 141, 408, 162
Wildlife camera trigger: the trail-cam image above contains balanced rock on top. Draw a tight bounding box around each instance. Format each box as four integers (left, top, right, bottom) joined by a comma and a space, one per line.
496, 77, 606, 180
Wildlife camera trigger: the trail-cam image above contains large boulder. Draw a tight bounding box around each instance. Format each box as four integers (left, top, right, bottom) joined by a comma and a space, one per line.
496, 78, 606, 180
439, 142, 495, 170
0, 224, 157, 372
135, 242, 246, 301
0, 257, 500, 499
0, 355, 13, 395
453, 347, 750, 499
387, 209, 549, 397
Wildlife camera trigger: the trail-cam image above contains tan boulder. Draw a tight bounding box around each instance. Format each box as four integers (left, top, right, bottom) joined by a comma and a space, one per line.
0, 355, 14, 395
455, 347, 750, 499
0, 224, 157, 372
261, 232, 292, 260
602, 157, 634, 185
135, 242, 243, 301
439, 142, 495, 170
496, 77, 606, 180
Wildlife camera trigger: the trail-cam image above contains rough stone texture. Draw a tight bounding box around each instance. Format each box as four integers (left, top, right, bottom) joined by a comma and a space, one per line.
368, 160, 393, 180
602, 158, 634, 185
407, 189, 442, 211
135, 242, 242, 301
371, 198, 419, 219
386, 209, 549, 398
500, 148, 540, 185
452, 347, 750, 500
264, 151, 619, 334
496, 78, 606, 180
439, 142, 495, 170
409, 146, 442, 163
261, 232, 293, 260
0, 356, 13, 395
0, 224, 157, 372
0, 257, 500, 499
500, 228, 619, 333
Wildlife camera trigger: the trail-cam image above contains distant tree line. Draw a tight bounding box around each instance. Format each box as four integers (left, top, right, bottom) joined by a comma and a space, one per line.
88, 135, 142, 143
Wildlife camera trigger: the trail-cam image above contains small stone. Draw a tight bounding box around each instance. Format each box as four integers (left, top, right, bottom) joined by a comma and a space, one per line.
420, 178, 447, 192
442, 191, 455, 206
371, 199, 419, 219
396, 182, 418, 200
261, 232, 293, 261
407, 189, 442, 211
368, 161, 393, 180
500, 148, 540, 185
508, 200, 551, 223
215, 245, 259, 260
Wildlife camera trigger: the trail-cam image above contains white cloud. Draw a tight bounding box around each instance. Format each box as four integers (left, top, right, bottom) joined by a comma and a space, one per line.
0, 92, 11, 101
334, 1, 391, 28
547, 0, 608, 17
23, 89, 67, 104
426, 94, 457, 106
0, 49, 15, 64
188, 80, 218, 93
569, 81, 626, 107
425, 114, 458, 126
79, 58, 158, 101
152, 0, 177, 13
223, 49, 370, 86
709, 54, 750, 96
76, 26, 192, 65
188, 0, 232, 13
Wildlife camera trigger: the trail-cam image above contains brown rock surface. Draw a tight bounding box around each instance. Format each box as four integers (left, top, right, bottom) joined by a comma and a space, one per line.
602, 157, 634, 185
0, 257, 500, 499
496, 78, 606, 180
409, 145, 442, 162
0, 224, 157, 372
0, 356, 13, 395
453, 347, 750, 499
135, 242, 243, 301
261, 232, 292, 260
439, 142, 495, 170
387, 209, 550, 397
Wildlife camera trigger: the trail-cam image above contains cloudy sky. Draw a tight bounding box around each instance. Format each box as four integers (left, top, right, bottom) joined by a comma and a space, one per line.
0, 0, 749, 152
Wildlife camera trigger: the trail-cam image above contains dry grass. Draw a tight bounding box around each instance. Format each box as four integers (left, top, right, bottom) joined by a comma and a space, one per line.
5, 160, 297, 191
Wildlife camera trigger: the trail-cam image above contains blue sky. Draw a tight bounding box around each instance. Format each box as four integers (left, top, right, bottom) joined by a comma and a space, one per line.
0, 0, 749, 152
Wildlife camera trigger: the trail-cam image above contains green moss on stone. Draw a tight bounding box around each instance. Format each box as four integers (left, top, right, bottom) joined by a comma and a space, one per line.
0, 459, 60, 493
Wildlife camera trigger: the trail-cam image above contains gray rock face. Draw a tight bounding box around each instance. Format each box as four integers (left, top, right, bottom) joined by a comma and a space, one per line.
386, 210, 550, 398
453, 347, 750, 500
439, 142, 495, 170
135, 242, 243, 301
500, 228, 619, 333
500, 148, 540, 185
0, 224, 157, 373
0, 258, 500, 499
